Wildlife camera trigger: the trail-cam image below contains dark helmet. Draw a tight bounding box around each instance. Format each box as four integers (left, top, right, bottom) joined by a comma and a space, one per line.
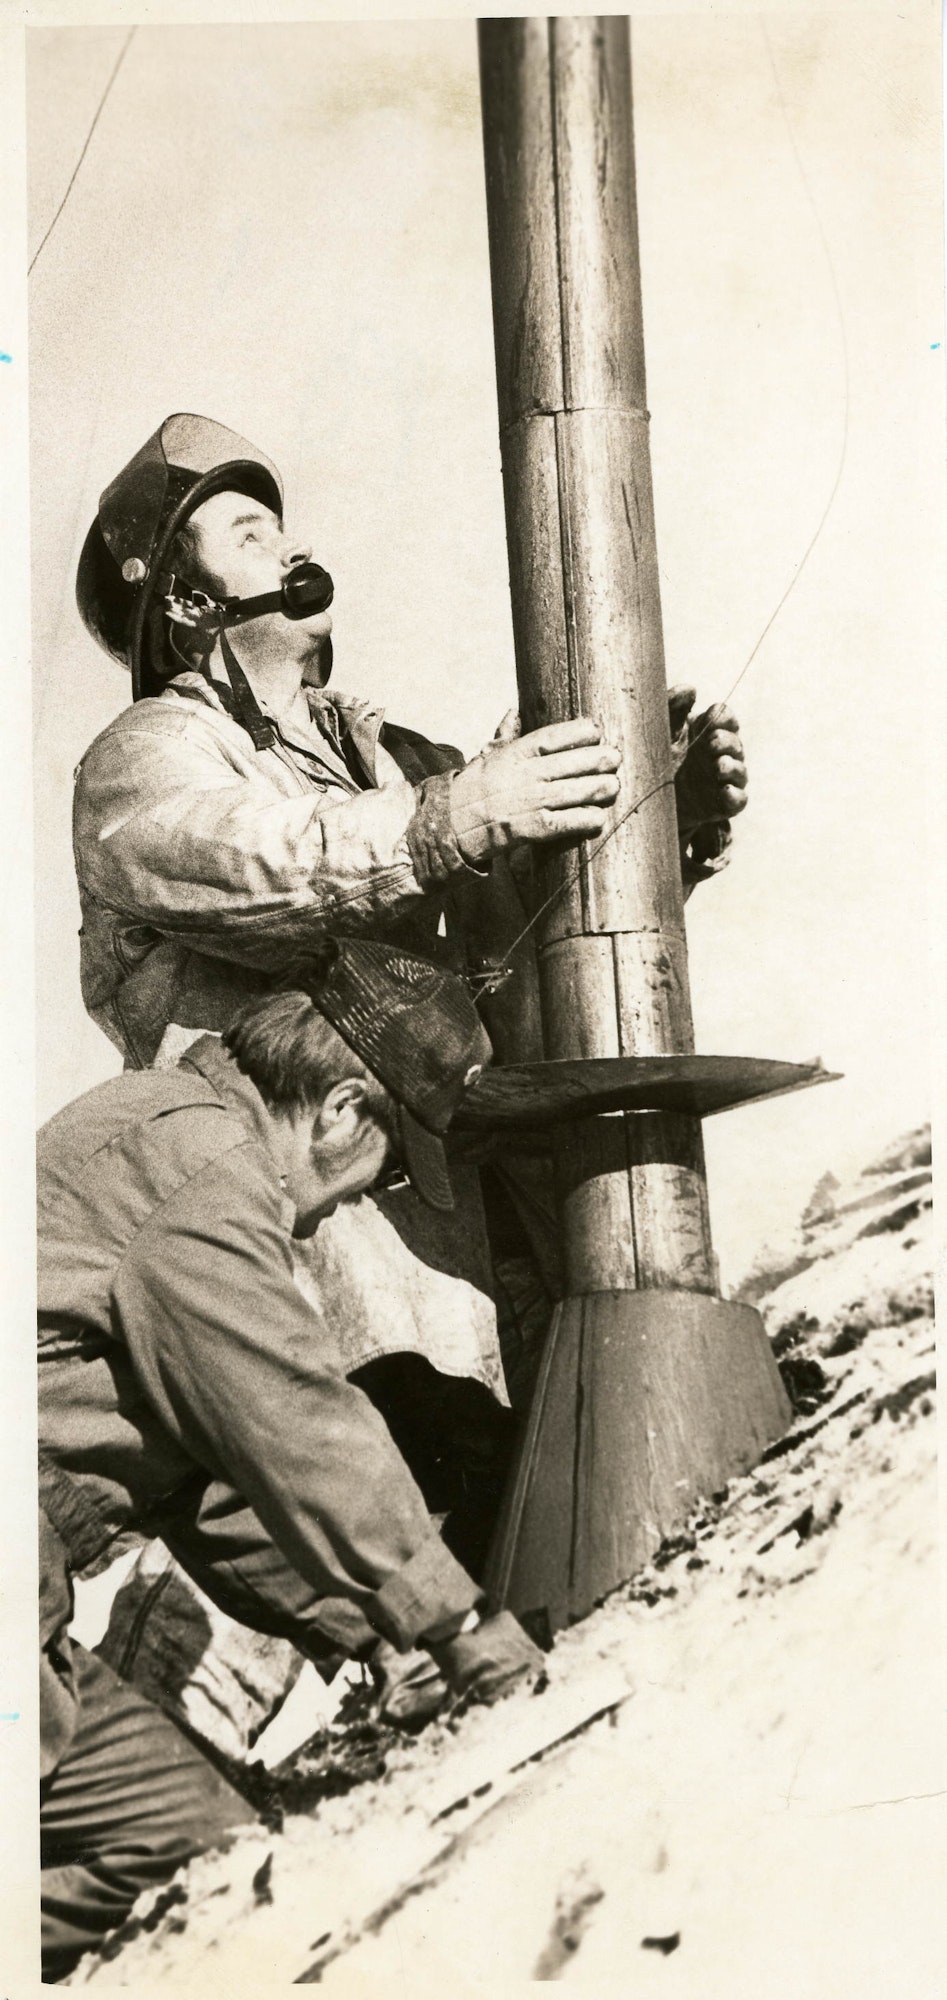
75, 414, 283, 701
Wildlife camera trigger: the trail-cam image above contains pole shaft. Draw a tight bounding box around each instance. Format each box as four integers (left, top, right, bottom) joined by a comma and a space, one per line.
479, 16, 715, 1292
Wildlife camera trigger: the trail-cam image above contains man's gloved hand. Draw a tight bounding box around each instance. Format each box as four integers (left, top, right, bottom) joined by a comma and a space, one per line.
370, 1640, 449, 1730
426, 1609, 545, 1708
667, 685, 748, 836
449, 718, 621, 868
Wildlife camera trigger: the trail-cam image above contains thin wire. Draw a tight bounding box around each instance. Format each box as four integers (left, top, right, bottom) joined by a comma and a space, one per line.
29, 29, 136, 278
736, 19, 851, 696
471, 22, 850, 999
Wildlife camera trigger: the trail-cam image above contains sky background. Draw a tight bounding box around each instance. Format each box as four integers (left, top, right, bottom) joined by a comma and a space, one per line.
26, 10, 943, 1285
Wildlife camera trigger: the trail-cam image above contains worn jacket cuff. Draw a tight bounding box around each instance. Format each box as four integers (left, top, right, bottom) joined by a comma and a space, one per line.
405, 772, 487, 890
679, 821, 733, 900
369, 1532, 483, 1652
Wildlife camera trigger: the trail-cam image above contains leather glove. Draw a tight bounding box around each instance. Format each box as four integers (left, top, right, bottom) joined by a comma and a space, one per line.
667, 685, 748, 835
370, 1640, 449, 1731
448, 719, 620, 867
426, 1609, 544, 1707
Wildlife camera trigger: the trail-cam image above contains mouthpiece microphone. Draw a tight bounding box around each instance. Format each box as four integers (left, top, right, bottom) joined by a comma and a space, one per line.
162, 562, 335, 632
222, 561, 335, 626
279, 562, 335, 620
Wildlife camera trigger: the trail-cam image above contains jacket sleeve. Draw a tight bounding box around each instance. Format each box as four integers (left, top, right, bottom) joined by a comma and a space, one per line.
73, 710, 475, 967
110, 1140, 482, 1652
163, 1478, 379, 1667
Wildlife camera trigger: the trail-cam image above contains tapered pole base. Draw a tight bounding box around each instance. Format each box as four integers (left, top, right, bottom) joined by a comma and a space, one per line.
485, 1290, 791, 1633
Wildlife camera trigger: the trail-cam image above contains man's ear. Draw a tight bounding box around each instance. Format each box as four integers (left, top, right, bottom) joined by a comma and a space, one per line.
311, 1077, 370, 1150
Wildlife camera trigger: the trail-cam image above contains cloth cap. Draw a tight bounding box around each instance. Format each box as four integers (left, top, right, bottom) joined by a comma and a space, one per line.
298, 939, 492, 1213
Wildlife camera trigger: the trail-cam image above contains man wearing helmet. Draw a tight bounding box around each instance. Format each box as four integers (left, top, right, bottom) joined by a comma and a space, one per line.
74, 416, 743, 1076
71, 413, 747, 1745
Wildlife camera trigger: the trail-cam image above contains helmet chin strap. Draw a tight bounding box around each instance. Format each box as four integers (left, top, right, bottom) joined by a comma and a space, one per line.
214, 610, 276, 752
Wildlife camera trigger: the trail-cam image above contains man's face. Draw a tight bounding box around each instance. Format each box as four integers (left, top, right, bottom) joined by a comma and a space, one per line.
185, 489, 333, 644
280, 1086, 392, 1238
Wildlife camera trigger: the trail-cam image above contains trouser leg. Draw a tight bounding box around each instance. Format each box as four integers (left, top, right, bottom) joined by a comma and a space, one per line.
41, 1643, 254, 1982
96, 1538, 307, 1762
478, 1163, 558, 1413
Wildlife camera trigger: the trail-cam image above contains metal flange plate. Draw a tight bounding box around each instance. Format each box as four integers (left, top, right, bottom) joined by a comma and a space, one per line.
455, 1052, 839, 1130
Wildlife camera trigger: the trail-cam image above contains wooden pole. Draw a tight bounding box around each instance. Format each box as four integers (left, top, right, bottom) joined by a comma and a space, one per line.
479, 17, 790, 1630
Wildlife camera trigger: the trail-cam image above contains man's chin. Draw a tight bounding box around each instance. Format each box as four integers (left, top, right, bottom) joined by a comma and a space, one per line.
294, 1186, 371, 1235
292, 1202, 336, 1238
289, 611, 332, 641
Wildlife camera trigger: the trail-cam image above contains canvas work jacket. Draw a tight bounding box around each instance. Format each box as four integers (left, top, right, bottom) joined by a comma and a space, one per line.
73, 673, 484, 1069
71, 673, 550, 1399
38, 1035, 481, 1770
73, 668, 714, 1080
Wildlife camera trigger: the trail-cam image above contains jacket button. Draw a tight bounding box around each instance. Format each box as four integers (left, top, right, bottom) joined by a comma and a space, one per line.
122, 557, 148, 583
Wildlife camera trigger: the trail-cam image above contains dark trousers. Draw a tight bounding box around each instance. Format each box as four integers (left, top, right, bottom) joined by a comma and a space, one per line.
40, 1643, 253, 1982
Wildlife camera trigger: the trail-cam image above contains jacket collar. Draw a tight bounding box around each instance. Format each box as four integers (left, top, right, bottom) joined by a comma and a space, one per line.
162, 671, 386, 782
178, 1033, 287, 1183
306, 687, 385, 778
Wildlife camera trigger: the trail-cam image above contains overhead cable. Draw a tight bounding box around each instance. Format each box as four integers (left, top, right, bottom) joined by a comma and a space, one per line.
29, 28, 136, 278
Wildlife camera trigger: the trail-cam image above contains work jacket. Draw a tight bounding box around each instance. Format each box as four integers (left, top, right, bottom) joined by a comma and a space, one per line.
72, 670, 711, 1071
38, 1035, 481, 1772
73, 673, 483, 1066
72, 674, 548, 1399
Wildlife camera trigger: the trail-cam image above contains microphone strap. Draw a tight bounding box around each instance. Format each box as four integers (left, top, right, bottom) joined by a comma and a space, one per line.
215, 610, 275, 751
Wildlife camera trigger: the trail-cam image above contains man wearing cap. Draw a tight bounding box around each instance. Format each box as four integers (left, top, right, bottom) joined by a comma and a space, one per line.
70, 414, 746, 1747
39, 939, 542, 1980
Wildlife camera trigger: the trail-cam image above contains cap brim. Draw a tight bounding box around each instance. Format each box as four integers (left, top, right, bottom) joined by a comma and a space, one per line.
397, 1106, 455, 1212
